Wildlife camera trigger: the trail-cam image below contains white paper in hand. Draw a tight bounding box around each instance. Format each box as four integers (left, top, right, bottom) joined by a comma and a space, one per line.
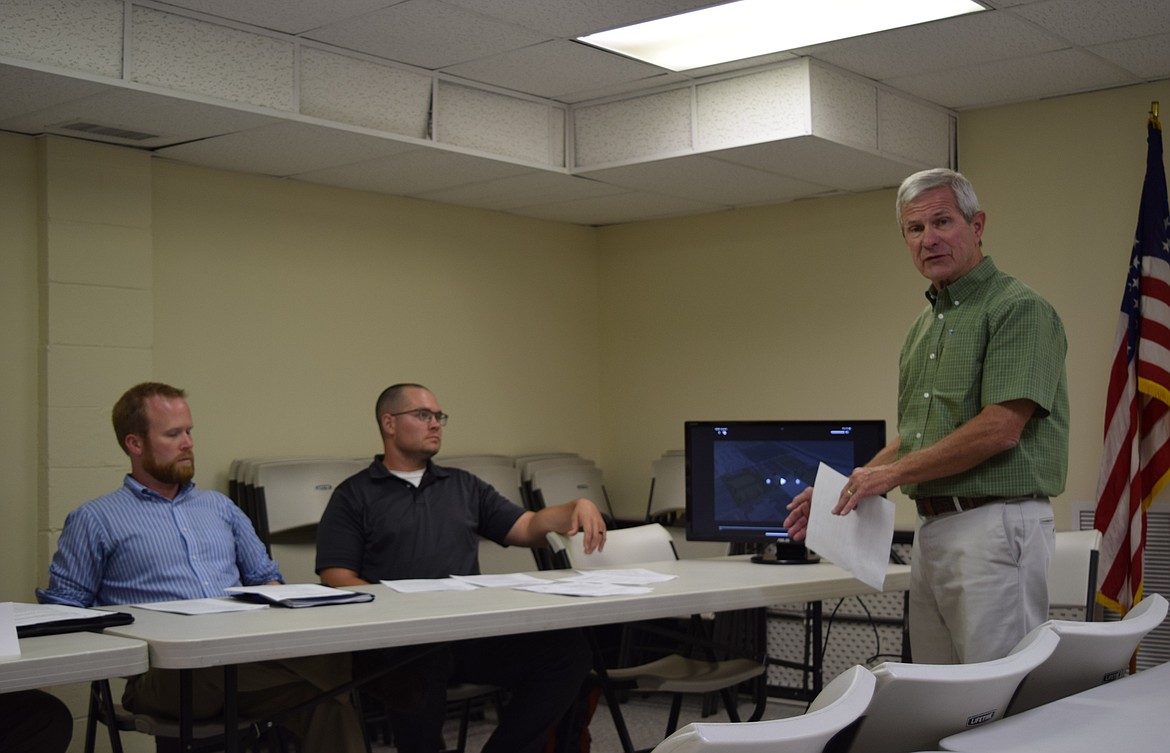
807, 463, 895, 591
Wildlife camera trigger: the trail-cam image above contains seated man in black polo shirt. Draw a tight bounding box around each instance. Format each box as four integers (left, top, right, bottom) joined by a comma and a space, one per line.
316, 383, 607, 753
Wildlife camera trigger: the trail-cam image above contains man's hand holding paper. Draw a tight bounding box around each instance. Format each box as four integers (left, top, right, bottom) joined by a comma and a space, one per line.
806, 463, 895, 590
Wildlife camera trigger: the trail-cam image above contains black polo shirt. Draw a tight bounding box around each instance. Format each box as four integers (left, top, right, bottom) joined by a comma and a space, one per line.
315, 457, 526, 582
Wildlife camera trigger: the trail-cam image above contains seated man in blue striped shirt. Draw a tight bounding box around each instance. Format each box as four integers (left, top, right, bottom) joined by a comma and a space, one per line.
37, 382, 365, 753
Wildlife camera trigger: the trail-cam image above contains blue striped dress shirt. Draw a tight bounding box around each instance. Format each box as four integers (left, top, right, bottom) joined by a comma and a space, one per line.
37, 475, 282, 607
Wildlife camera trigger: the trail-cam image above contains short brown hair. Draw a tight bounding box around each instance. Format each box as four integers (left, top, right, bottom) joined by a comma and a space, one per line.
112, 382, 186, 455
375, 383, 429, 433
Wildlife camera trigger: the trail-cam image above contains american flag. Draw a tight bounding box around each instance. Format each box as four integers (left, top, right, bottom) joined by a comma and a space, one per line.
1095, 114, 1170, 614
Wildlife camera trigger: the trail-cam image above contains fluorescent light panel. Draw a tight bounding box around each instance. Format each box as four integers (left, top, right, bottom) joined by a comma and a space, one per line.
578, 0, 987, 71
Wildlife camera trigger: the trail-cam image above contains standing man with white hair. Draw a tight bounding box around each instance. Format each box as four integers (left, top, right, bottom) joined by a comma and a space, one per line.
785, 168, 1069, 664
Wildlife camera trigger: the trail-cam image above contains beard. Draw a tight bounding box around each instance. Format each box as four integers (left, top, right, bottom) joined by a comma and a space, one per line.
143, 447, 196, 486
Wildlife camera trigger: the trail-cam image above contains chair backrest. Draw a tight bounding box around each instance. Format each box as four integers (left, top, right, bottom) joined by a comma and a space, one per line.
529, 463, 612, 517
437, 454, 514, 468
477, 538, 539, 574
1006, 592, 1169, 715
521, 455, 594, 484
513, 452, 580, 480
650, 664, 876, 753
1048, 529, 1100, 617
256, 458, 367, 534
547, 522, 676, 569
440, 462, 524, 507
647, 454, 686, 521
842, 627, 1060, 753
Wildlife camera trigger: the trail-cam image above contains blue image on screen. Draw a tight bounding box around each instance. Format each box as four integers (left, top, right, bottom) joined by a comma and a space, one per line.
712, 440, 850, 524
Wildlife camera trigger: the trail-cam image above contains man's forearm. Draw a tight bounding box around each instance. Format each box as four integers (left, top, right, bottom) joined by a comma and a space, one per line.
884, 399, 1035, 489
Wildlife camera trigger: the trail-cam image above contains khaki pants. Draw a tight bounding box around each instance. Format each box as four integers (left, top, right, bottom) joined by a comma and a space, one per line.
123, 654, 365, 753
910, 497, 1055, 664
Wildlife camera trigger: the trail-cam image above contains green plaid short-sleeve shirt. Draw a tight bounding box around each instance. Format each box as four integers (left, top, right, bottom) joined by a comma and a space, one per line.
897, 256, 1069, 499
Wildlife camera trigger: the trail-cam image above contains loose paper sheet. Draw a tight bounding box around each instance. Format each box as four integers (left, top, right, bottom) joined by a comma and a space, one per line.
133, 599, 269, 615
560, 569, 678, 586
380, 578, 479, 593
450, 573, 550, 588
515, 582, 653, 597
13, 602, 113, 626
807, 463, 895, 591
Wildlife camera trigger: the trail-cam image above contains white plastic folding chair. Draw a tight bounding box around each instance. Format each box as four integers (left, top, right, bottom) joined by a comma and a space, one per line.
436, 454, 514, 468
1006, 592, 1168, 715
547, 524, 767, 753
647, 454, 686, 525
529, 463, 613, 518
256, 458, 367, 583
441, 462, 524, 508
840, 627, 1060, 753
1048, 529, 1100, 621
650, 664, 875, 753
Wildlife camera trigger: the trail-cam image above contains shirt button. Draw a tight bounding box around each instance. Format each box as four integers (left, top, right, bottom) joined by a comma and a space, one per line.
937, 313, 944, 320
953, 300, 960, 306
923, 392, 931, 399
916, 432, 923, 439
929, 353, 936, 359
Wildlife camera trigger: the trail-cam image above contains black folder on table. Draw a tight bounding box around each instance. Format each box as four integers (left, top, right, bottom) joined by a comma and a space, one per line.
226, 585, 375, 609
16, 609, 134, 638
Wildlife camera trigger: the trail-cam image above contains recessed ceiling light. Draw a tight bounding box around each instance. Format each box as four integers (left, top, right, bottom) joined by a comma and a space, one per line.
578, 0, 988, 71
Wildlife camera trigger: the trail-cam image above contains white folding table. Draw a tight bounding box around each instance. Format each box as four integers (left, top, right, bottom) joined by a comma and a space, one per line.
939, 659, 1170, 753
105, 557, 911, 752
1, 631, 148, 693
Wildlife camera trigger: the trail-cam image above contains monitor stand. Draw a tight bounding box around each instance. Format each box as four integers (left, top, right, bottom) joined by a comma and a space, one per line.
750, 541, 820, 565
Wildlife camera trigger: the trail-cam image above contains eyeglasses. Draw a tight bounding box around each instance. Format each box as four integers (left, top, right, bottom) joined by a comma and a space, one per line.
389, 409, 449, 426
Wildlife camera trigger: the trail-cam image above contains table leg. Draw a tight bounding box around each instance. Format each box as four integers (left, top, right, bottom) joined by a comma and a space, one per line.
223, 664, 239, 753
179, 669, 192, 751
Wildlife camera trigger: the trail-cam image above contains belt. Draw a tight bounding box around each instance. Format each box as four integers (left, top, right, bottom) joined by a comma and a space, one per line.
914, 496, 1007, 517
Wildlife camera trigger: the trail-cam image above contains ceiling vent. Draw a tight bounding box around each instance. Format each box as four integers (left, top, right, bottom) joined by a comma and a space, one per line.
49, 120, 163, 146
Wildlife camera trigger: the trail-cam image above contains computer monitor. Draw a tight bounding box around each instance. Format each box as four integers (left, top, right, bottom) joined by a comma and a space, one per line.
685, 420, 886, 564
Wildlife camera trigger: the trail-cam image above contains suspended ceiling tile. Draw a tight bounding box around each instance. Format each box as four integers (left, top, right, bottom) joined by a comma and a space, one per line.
0, 83, 279, 146
574, 88, 693, 167
0, 65, 114, 124
130, 6, 296, 111
0, 0, 124, 78
579, 155, 833, 207
716, 136, 923, 194
510, 190, 725, 226
292, 147, 533, 195
1010, 0, 1170, 46
416, 172, 626, 212
439, 0, 716, 37
555, 71, 692, 105
695, 63, 814, 151
302, 0, 545, 70
797, 11, 1068, 82
441, 40, 664, 101
1089, 34, 1170, 79
300, 47, 432, 139
156, 121, 417, 176
884, 48, 1138, 111
148, 0, 399, 34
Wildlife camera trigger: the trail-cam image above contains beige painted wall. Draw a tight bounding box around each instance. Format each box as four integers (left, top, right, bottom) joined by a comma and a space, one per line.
0, 133, 40, 603
148, 161, 604, 500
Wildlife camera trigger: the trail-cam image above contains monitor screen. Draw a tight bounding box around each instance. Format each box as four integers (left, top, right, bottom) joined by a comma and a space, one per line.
685, 420, 886, 562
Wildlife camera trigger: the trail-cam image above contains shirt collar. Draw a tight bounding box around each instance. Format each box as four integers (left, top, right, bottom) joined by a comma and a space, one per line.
369, 455, 446, 485
925, 255, 997, 306
123, 474, 196, 502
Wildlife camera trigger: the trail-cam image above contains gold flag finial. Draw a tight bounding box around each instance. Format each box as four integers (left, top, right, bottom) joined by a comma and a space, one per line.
1152, 101, 1161, 129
